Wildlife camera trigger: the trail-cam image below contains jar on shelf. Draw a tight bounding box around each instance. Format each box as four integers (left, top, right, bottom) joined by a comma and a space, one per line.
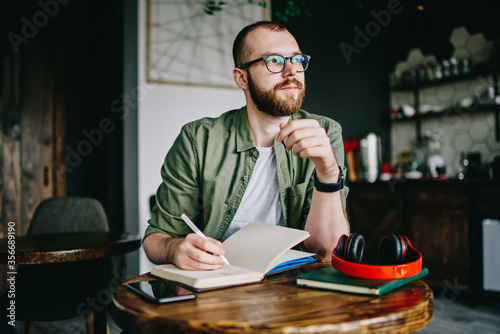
423, 130, 447, 178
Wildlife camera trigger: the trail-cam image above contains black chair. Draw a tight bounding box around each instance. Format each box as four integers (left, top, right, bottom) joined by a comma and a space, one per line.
15, 197, 111, 334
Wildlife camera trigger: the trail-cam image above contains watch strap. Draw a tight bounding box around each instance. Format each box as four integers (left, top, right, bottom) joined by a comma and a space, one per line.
314, 166, 344, 192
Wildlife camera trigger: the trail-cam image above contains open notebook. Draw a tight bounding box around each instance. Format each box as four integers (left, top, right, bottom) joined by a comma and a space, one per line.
150, 222, 316, 290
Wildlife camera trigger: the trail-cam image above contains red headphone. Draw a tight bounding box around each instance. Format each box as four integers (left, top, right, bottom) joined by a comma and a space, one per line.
331, 233, 422, 280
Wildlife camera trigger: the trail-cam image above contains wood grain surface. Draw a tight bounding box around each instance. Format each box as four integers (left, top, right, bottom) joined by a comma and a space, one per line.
111, 263, 434, 334
1, 43, 67, 237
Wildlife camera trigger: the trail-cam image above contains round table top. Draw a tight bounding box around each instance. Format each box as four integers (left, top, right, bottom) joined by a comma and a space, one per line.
0, 232, 141, 265
111, 263, 434, 334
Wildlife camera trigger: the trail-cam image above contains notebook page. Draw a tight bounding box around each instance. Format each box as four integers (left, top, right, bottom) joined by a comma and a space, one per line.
222, 222, 310, 273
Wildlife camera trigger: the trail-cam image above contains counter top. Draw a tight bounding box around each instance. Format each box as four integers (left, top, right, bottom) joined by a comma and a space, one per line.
348, 178, 500, 188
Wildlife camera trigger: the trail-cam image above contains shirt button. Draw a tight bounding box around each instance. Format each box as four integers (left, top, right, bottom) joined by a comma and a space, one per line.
252, 150, 258, 157
243, 175, 249, 181
229, 208, 236, 214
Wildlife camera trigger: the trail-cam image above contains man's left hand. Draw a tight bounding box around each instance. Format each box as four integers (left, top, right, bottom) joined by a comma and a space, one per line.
277, 119, 340, 183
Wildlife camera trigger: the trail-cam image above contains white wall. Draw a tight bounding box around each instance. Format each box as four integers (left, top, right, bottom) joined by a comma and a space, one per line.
137, 0, 249, 274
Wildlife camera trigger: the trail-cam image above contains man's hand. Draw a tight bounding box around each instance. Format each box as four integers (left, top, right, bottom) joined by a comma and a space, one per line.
277, 119, 339, 183
173, 234, 226, 270
143, 233, 225, 270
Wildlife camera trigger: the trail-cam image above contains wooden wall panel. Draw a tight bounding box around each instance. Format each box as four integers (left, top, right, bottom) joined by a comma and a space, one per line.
1, 44, 66, 236
53, 49, 66, 197
0, 51, 3, 239
1, 53, 22, 235
20, 45, 56, 234
0, 52, 6, 295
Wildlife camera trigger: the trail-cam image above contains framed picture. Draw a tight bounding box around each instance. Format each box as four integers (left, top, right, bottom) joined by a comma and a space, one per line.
147, 0, 269, 89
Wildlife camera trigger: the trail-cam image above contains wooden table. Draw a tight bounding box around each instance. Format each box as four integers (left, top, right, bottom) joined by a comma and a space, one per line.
0, 232, 141, 334
111, 263, 434, 334
0, 232, 141, 265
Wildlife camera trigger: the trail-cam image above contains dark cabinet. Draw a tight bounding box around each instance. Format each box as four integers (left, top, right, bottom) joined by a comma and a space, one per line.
347, 182, 403, 258
407, 187, 470, 290
348, 180, 500, 299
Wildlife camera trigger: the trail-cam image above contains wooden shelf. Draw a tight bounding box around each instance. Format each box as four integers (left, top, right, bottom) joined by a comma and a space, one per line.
391, 99, 500, 122
391, 65, 500, 92
390, 67, 500, 142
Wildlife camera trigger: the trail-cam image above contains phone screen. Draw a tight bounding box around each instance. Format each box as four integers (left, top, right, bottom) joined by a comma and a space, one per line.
126, 279, 196, 303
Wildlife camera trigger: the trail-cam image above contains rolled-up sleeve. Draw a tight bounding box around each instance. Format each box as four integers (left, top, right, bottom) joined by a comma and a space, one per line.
144, 124, 203, 240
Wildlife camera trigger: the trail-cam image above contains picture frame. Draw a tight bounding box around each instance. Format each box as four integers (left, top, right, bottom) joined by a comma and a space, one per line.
146, 0, 269, 89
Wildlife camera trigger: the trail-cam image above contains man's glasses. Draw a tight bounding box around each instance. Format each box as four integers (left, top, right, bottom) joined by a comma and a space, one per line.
239, 54, 311, 73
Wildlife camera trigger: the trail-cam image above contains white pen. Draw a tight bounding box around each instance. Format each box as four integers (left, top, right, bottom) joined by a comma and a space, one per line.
180, 213, 230, 266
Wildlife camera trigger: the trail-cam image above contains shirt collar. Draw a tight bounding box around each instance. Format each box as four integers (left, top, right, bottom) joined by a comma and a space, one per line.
236, 106, 255, 152
273, 112, 297, 149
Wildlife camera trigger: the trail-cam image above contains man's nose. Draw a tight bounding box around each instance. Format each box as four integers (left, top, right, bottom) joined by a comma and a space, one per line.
282, 59, 297, 76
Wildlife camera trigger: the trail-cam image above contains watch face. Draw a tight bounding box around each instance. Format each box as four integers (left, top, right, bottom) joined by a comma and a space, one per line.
147, 0, 269, 88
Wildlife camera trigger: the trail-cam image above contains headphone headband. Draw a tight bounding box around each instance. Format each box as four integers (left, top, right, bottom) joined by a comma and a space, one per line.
331, 235, 422, 280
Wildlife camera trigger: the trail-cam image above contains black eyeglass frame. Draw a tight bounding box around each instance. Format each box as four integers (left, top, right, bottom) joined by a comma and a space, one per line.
238, 54, 311, 73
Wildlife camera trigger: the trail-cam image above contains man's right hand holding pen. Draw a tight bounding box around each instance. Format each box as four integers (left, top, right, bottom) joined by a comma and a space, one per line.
171, 233, 228, 270
142, 214, 229, 271
143, 232, 227, 271
180, 214, 230, 267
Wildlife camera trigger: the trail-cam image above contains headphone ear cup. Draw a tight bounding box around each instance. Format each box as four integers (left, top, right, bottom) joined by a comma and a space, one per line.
379, 234, 405, 264
345, 233, 365, 263
334, 235, 348, 258
400, 235, 410, 261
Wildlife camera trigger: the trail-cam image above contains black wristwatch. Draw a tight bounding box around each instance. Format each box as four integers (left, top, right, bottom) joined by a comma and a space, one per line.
313, 166, 344, 192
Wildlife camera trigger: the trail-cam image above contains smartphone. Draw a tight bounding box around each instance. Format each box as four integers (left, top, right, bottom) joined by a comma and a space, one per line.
126, 279, 196, 303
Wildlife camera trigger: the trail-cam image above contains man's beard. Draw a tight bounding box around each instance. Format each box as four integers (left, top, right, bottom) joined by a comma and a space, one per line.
247, 72, 306, 117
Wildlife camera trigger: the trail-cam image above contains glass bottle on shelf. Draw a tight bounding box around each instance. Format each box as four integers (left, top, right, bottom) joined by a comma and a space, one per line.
424, 130, 447, 179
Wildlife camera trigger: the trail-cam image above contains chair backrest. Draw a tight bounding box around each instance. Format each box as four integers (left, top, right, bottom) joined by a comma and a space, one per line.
27, 197, 110, 235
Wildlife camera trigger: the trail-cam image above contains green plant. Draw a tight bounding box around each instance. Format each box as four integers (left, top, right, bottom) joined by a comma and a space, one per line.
274, 0, 324, 22
203, 0, 268, 15
203, 0, 324, 21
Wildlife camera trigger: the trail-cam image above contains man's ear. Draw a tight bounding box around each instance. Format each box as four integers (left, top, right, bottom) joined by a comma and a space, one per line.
233, 68, 248, 90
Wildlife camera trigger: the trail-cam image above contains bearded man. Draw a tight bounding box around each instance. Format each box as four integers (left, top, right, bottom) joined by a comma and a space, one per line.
143, 21, 350, 270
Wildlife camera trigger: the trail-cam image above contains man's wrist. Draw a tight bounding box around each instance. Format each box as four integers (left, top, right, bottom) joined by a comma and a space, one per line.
164, 236, 183, 264
313, 166, 344, 192
315, 166, 340, 184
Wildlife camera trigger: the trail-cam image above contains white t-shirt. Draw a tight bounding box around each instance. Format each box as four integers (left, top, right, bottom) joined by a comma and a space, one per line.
221, 147, 284, 241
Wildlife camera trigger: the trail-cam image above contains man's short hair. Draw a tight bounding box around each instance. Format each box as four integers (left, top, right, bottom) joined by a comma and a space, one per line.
232, 21, 288, 68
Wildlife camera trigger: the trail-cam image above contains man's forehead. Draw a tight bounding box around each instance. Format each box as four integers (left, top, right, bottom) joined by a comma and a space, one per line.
246, 28, 300, 56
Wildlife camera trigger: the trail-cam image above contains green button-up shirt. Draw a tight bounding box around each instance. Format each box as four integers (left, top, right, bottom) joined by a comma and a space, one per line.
145, 107, 348, 242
